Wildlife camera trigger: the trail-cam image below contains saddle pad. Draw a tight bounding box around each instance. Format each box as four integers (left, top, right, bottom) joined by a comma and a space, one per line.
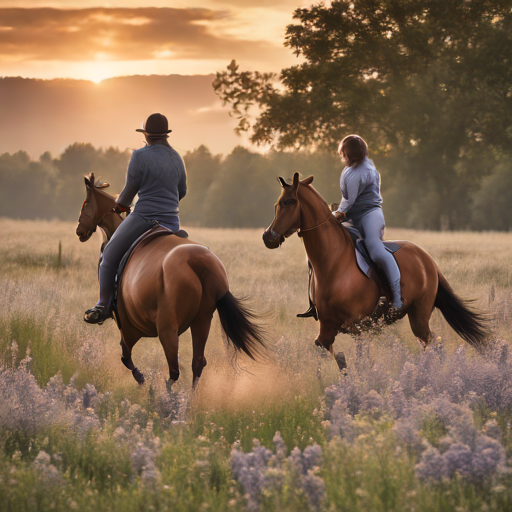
354, 237, 401, 279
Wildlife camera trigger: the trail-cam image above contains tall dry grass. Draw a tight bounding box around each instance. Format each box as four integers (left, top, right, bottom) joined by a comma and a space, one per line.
1, 218, 511, 511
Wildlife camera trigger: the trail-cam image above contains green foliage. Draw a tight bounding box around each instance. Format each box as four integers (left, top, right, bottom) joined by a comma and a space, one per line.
472, 160, 512, 231
0, 144, 131, 221
179, 145, 222, 226
190, 394, 326, 452
202, 147, 276, 228
214, 0, 512, 230
2, 139, 512, 230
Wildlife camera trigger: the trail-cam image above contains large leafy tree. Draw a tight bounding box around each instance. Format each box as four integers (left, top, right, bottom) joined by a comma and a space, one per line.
214, 0, 512, 229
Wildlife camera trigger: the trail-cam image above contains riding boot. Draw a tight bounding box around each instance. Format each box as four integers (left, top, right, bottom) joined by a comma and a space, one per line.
297, 261, 318, 321
390, 278, 403, 309
97, 264, 117, 313
385, 279, 407, 322
84, 264, 116, 324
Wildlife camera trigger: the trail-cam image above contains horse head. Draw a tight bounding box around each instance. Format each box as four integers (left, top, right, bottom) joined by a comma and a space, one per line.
262, 172, 314, 249
76, 172, 113, 242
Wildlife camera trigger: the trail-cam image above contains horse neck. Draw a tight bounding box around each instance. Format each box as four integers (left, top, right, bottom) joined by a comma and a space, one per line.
94, 189, 122, 241
298, 186, 355, 270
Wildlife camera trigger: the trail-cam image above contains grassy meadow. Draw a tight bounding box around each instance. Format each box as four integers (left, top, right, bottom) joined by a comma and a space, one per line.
1, 217, 512, 511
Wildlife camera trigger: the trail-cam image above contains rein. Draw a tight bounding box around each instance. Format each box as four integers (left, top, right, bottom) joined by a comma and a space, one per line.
84, 207, 118, 241
298, 213, 332, 238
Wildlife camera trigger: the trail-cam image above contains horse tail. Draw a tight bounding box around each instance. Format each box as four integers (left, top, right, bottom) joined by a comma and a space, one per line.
216, 291, 266, 360
434, 271, 488, 350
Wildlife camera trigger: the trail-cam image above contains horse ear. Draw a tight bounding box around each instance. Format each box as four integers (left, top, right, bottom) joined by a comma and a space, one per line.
84, 175, 92, 188
292, 172, 300, 188
301, 176, 314, 186
277, 177, 290, 188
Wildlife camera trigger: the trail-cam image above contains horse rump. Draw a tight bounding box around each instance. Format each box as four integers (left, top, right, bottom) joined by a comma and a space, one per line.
434, 272, 489, 349
216, 291, 266, 360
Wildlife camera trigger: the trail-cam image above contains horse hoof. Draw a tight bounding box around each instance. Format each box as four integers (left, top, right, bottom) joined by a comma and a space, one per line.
166, 379, 175, 394
335, 352, 347, 371
132, 367, 145, 384
315, 344, 330, 359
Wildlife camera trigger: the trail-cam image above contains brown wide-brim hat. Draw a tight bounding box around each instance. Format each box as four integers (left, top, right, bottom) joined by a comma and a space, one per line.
136, 113, 172, 135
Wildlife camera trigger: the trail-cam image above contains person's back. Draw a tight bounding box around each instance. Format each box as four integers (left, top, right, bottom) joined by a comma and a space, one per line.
339, 157, 381, 222
118, 142, 187, 230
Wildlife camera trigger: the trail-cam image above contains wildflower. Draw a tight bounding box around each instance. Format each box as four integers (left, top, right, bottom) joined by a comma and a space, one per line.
33, 451, 62, 487
131, 442, 161, 485
230, 434, 325, 511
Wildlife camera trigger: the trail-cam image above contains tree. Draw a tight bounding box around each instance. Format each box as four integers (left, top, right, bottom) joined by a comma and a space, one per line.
472, 160, 512, 231
181, 145, 222, 226
214, 0, 512, 229
0, 151, 52, 219
202, 147, 276, 228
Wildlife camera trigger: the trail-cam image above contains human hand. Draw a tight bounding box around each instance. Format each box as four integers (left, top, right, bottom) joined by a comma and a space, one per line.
113, 203, 131, 215
332, 211, 346, 222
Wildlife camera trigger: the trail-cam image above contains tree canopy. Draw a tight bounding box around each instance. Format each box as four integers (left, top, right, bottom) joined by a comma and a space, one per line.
214, 0, 512, 229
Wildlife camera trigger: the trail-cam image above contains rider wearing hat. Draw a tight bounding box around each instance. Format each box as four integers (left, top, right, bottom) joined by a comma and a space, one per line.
84, 113, 187, 324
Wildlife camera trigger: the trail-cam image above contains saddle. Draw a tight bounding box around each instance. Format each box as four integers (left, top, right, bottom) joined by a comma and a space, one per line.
339, 225, 403, 327
344, 225, 401, 281
99, 222, 189, 328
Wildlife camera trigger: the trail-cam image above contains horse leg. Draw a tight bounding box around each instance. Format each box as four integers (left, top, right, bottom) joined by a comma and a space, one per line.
159, 328, 180, 392
120, 333, 144, 384
314, 320, 346, 372
407, 303, 434, 348
190, 315, 212, 389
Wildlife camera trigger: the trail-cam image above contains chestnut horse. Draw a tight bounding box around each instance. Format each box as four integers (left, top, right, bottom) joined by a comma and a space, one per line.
262, 173, 487, 359
76, 173, 265, 388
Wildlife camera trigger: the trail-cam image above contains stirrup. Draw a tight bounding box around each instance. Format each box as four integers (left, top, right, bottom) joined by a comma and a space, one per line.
297, 305, 318, 321
84, 305, 111, 325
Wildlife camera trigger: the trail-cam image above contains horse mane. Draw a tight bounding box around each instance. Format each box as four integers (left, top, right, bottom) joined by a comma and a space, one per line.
300, 182, 354, 246
300, 182, 331, 211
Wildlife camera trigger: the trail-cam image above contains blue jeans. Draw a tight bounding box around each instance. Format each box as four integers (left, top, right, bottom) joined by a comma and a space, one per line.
353, 208, 402, 306
97, 213, 154, 309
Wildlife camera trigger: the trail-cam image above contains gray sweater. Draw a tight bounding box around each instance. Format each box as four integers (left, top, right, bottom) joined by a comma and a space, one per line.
117, 143, 187, 228
337, 157, 382, 222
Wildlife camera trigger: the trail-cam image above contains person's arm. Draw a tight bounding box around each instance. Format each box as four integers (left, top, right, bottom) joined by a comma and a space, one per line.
117, 151, 142, 207
337, 170, 363, 214
178, 161, 187, 200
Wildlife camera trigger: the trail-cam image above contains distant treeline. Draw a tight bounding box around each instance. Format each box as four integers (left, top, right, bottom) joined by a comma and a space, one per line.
1, 143, 511, 231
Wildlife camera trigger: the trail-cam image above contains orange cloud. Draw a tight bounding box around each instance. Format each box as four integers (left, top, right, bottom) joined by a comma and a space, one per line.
0, 7, 283, 62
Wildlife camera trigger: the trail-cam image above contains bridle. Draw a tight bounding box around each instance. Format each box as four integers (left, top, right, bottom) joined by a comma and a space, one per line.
78, 192, 118, 239
298, 213, 332, 237
270, 196, 333, 240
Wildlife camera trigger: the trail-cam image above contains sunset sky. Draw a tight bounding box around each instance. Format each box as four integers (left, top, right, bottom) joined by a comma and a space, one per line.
0, 0, 306, 82
0, 0, 311, 156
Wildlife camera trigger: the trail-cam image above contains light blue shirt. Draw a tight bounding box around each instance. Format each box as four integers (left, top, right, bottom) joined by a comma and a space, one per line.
337, 157, 382, 222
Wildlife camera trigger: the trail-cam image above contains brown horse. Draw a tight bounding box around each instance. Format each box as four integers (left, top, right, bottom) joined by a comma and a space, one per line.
262, 172, 487, 359
76, 173, 265, 388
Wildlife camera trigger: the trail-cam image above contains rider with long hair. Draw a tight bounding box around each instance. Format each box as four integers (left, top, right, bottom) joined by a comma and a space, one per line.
84, 113, 187, 324
299, 134, 405, 318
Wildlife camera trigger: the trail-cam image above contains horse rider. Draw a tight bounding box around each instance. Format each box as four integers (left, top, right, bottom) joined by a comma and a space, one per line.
84, 113, 187, 324
298, 134, 406, 319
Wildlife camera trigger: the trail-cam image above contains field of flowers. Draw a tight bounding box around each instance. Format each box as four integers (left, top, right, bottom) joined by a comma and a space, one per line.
1, 218, 511, 512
